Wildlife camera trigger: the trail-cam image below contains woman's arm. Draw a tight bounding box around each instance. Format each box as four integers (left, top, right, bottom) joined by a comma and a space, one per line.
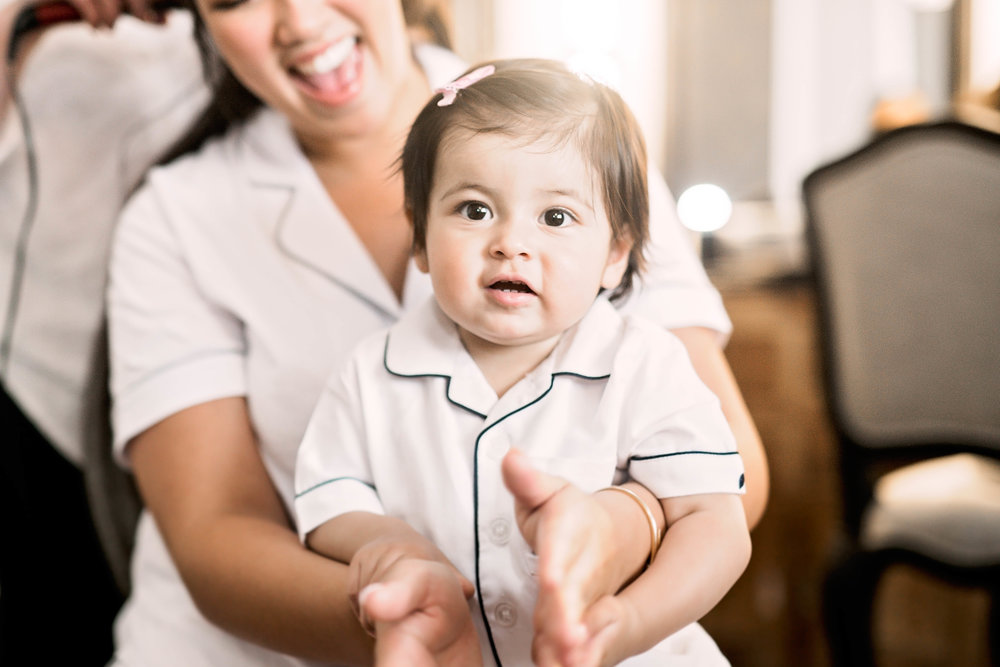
128, 397, 375, 664
671, 326, 769, 530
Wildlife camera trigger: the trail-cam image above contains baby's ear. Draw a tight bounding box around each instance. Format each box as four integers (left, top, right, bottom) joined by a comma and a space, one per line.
600, 234, 632, 290
406, 207, 430, 274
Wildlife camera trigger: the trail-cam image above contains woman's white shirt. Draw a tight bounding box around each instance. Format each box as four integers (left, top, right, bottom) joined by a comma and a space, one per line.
107, 44, 731, 666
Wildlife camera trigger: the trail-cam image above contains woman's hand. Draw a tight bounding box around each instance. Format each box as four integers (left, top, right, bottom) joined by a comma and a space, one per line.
362, 559, 482, 667
500, 448, 649, 666
62, 0, 166, 28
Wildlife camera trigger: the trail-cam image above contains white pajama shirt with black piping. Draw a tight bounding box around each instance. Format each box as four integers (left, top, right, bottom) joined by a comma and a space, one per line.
294, 297, 746, 667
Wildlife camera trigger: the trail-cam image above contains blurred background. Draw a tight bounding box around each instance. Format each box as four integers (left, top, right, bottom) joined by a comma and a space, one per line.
440, 1, 1000, 666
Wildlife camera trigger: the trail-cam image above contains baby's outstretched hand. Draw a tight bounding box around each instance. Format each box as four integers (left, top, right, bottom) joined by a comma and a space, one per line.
348, 532, 473, 633
500, 448, 639, 666
360, 559, 482, 667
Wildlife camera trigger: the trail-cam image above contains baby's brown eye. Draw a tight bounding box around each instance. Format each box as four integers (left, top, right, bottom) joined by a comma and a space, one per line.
542, 209, 570, 227
461, 202, 491, 221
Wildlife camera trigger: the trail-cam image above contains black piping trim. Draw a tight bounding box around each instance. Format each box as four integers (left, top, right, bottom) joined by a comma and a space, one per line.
631, 450, 741, 461
382, 334, 488, 419
294, 476, 374, 499
382, 323, 611, 665
470, 369, 607, 666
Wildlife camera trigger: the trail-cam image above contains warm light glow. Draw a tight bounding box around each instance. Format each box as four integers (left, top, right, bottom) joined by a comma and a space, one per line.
901, 0, 956, 12
486, 0, 668, 168
676, 184, 733, 233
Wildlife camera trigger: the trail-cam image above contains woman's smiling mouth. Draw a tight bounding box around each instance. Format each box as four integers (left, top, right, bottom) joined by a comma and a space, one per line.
288, 35, 364, 105
293, 35, 358, 77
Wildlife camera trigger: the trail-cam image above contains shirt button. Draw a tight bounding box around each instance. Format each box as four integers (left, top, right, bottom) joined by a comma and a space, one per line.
494, 601, 517, 628
524, 550, 539, 578
489, 518, 511, 545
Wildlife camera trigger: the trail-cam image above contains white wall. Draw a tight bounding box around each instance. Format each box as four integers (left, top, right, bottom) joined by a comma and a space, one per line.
451, 0, 992, 233
449, 0, 670, 169
969, 0, 1000, 91
770, 0, 961, 205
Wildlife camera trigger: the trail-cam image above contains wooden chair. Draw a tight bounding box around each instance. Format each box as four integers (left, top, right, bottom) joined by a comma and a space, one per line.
802, 120, 1000, 666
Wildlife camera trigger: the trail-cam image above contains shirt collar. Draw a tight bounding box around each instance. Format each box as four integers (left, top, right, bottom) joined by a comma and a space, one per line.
233, 44, 467, 318
384, 297, 625, 416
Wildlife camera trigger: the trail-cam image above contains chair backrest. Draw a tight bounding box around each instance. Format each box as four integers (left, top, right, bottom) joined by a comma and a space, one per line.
803, 121, 1000, 454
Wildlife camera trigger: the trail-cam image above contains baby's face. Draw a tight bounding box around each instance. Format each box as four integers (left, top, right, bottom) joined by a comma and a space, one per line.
415, 129, 630, 358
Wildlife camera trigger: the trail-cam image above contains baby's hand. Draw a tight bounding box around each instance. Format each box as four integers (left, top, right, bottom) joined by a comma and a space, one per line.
360, 559, 482, 667
500, 449, 637, 666
348, 532, 473, 632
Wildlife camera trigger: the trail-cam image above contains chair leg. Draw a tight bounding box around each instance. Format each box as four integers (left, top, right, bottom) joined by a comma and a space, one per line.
823, 548, 888, 667
990, 586, 999, 667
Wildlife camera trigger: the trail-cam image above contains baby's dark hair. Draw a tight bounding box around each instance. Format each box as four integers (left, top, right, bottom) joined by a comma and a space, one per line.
402, 58, 649, 302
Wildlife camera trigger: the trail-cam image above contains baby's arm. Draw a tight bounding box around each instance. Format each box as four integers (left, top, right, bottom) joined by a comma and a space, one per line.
503, 448, 750, 667
306, 513, 480, 666
575, 492, 750, 667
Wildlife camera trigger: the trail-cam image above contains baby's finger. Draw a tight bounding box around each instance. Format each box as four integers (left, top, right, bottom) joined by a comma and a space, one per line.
502, 449, 568, 515
533, 583, 586, 661
360, 580, 413, 624
532, 628, 571, 667
575, 596, 628, 667
456, 573, 475, 599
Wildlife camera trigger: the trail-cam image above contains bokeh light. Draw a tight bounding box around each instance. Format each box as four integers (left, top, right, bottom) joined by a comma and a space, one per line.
676, 184, 733, 233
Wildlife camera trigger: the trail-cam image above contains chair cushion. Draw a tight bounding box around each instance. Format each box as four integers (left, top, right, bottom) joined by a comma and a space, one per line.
860, 453, 1000, 567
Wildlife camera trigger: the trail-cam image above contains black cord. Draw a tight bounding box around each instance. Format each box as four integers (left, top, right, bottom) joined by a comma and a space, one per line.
0, 55, 39, 377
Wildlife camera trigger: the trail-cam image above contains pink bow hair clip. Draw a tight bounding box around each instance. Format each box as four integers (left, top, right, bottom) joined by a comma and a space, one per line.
435, 65, 496, 107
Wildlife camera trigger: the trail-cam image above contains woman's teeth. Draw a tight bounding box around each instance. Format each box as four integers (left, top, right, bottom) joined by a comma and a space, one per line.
296, 36, 357, 76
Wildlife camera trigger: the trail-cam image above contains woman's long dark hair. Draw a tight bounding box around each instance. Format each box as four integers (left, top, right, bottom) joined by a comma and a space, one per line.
157, 0, 453, 166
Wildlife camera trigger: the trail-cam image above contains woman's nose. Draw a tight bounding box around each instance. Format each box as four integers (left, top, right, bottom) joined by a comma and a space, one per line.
275, 0, 325, 46
489, 221, 532, 259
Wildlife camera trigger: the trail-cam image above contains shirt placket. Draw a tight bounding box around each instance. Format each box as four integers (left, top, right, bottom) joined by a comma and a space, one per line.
472, 379, 554, 666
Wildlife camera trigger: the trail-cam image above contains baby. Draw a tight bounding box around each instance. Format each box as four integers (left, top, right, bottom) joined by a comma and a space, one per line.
295, 58, 751, 666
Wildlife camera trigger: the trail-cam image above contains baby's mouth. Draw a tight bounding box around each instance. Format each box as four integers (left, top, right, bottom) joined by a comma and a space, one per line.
489, 280, 535, 295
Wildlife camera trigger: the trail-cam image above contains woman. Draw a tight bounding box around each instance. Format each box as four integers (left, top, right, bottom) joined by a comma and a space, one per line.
107, 0, 768, 664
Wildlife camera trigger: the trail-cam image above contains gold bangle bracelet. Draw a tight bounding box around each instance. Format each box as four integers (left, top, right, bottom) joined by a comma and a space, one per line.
599, 485, 663, 565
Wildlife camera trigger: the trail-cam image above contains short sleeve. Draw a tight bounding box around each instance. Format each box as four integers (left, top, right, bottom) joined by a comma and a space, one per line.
622, 322, 745, 498
616, 165, 732, 343
108, 181, 246, 462
294, 354, 385, 541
